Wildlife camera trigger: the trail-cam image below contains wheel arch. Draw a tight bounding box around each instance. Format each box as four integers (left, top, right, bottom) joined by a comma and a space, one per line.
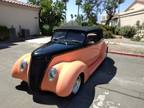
55, 60, 87, 97
79, 72, 85, 84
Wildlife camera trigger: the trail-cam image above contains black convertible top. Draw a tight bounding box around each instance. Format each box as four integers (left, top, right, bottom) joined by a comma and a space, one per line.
55, 26, 103, 33
54, 26, 103, 39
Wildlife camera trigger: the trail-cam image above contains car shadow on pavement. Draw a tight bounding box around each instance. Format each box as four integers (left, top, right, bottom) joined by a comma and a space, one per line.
16, 57, 117, 108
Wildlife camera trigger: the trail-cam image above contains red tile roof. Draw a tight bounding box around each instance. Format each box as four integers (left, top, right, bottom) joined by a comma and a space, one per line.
0, 0, 39, 9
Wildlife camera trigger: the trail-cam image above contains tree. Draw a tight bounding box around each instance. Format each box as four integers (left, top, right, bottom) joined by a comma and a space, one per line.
27, 0, 65, 35
104, 0, 124, 25
75, 14, 84, 25
70, 14, 74, 20
62, 0, 69, 10
62, 0, 69, 21
75, 0, 82, 17
39, 0, 65, 35
82, 0, 101, 25
28, 0, 40, 5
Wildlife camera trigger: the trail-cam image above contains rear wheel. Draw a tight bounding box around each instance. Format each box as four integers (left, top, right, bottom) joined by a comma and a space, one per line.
72, 76, 82, 95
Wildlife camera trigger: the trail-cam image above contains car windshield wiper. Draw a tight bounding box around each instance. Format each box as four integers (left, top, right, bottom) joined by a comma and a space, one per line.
66, 40, 82, 44
52, 39, 82, 45
52, 39, 67, 45
53, 36, 65, 41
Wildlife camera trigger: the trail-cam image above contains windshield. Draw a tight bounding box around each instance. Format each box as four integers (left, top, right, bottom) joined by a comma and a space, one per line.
52, 31, 85, 44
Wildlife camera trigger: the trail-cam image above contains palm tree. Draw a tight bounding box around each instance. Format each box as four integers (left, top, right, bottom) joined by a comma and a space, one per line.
62, 0, 69, 21
75, 0, 82, 17
70, 14, 74, 20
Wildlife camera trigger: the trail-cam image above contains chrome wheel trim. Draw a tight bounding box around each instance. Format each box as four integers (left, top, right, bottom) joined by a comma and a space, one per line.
72, 76, 81, 94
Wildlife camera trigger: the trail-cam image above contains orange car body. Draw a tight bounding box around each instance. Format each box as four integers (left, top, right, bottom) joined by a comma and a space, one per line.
11, 26, 107, 97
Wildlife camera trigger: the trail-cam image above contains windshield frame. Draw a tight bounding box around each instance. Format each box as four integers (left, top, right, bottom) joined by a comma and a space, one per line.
51, 30, 87, 45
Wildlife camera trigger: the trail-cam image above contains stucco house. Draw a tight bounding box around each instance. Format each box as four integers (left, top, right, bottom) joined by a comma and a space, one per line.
101, 0, 144, 27
0, 0, 40, 39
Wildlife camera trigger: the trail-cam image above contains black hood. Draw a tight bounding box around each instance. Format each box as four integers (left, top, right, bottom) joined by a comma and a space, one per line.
32, 41, 82, 57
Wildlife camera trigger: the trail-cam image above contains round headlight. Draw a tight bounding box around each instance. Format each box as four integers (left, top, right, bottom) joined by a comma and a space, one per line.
48, 68, 57, 81
20, 59, 27, 72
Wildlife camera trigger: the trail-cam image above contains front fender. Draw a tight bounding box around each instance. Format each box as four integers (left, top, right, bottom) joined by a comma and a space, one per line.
11, 53, 31, 81
56, 61, 87, 96
41, 60, 87, 97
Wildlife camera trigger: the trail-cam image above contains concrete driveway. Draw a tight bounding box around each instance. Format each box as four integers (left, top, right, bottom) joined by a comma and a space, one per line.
0, 41, 144, 108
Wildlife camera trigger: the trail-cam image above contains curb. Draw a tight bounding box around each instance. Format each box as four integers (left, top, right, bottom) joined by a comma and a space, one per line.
108, 51, 144, 58
105, 41, 144, 48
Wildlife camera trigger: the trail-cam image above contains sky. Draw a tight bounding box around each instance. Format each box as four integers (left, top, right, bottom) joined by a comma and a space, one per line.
21, 0, 135, 21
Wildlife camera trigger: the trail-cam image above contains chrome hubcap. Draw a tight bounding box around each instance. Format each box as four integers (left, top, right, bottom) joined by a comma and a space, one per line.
72, 76, 81, 94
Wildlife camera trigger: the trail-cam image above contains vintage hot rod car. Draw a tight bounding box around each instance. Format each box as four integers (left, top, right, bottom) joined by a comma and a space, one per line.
11, 26, 108, 97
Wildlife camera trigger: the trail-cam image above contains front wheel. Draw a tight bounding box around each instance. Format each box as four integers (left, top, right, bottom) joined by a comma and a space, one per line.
72, 76, 82, 95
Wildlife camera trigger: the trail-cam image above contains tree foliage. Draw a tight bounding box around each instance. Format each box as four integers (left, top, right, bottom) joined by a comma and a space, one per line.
62, 0, 69, 10
75, 14, 84, 25
75, 0, 82, 17
39, 0, 65, 35
76, 0, 124, 26
27, 0, 125, 35
104, 0, 124, 25
62, 0, 69, 20
80, 0, 102, 25
28, 0, 65, 35
28, 0, 40, 5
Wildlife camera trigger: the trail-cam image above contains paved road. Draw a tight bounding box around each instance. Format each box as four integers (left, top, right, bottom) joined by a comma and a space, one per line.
0, 42, 144, 108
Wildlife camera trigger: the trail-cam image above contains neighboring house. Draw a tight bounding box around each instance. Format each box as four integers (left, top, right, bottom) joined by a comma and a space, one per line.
0, 0, 39, 38
101, 0, 144, 27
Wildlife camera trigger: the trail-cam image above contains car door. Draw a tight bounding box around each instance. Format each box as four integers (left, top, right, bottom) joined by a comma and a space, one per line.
82, 33, 103, 76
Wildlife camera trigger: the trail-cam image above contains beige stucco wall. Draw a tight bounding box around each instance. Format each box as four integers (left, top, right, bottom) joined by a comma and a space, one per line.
0, 3, 39, 35
120, 11, 144, 26
127, 3, 144, 11
119, 2, 144, 27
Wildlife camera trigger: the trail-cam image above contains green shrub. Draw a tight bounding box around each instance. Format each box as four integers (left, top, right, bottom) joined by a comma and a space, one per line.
114, 27, 121, 35
98, 24, 111, 31
120, 26, 136, 38
103, 30, 114, 39
0, 25, 9, 41
131, 36, 141, 41
96, 24, 114, 39
109, 26, 116, 34
41, 25, 54, 36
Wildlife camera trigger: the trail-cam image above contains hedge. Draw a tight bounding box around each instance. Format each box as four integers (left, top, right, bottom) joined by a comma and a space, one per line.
119, 26, 136, 38
0, 25, 9, 41
96, 24, 114, 39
